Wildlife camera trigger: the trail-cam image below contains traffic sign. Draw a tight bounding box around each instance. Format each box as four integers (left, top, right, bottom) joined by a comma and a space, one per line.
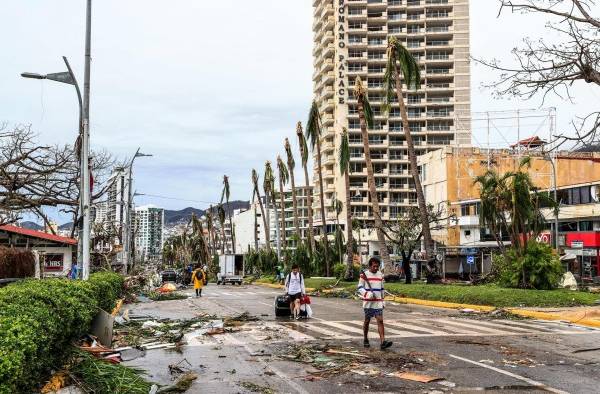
466, 255, 475, 265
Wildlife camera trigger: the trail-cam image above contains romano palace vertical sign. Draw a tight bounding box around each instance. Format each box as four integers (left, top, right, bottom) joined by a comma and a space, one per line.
336, 0, 348, 105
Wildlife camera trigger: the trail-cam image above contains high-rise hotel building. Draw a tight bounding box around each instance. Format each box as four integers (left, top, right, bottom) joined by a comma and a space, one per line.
312, 0, 470, 235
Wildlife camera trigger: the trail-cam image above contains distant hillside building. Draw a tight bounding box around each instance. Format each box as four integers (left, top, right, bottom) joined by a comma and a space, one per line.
133, 205, 164, 260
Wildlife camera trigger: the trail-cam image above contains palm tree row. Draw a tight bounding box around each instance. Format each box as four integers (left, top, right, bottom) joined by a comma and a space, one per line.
242, 38, 429, 276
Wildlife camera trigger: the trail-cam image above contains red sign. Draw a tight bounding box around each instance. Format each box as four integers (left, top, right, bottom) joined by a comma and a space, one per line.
565, 232, 600, 248
44, 254, 64, 271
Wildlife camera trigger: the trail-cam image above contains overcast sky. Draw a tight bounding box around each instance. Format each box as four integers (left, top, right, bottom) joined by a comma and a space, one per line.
1, 1, 598, 222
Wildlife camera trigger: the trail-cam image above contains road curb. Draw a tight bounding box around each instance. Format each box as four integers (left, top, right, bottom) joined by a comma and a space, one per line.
253, 282, 600, 329
506, 308, 600, 329
386, 296, 496, 312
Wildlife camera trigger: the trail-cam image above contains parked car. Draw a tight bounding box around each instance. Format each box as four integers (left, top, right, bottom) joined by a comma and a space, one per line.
161, 269, 177, 283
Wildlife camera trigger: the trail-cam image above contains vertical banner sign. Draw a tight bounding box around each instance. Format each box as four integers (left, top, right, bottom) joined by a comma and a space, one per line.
336, 0, 348, 105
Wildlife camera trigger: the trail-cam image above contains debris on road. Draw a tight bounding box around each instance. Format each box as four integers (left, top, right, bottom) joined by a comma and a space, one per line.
168, 359, 193, 376
389, 371, 442, 383
238, 381, 275, 394
156, 372, 197, 393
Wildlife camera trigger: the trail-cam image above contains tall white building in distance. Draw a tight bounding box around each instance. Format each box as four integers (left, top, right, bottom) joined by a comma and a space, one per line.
133, 205, 165, 260
312, 0, 471, 241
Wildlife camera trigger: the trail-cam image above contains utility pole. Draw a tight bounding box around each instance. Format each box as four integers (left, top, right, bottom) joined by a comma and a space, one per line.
122, 149, 152, 274
81, 0, 92, 280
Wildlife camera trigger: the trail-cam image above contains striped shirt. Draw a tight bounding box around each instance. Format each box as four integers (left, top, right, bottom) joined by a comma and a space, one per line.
357, 270, 385, 309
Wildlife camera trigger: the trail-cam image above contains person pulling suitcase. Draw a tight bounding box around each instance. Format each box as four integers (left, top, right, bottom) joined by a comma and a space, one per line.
284, 264, 305, 320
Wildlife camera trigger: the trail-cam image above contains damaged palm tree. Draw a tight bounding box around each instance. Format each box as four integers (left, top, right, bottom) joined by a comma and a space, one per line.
354, 77, 391, 268
276, 155, 290, 254
384, 36, 432, 263
296, 122, 317, 255
306, 102, 330, 276
251, 169, 269, 250
338, 128, 355, 280
217, 204, 227, 254
221, 175, 236, 254
284, 138, 301, 241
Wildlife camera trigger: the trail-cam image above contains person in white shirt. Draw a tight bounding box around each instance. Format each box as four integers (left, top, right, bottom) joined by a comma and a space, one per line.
284, 264, 306, 320
358, 256, 392, 350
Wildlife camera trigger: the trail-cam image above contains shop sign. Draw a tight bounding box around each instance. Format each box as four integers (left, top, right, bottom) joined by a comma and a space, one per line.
571, 241, 584, 248
536, 232, 551, 245
44, 254, 64, 271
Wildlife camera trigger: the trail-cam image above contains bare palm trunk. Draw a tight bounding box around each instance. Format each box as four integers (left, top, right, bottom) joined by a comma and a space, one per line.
289, 167, 301, 244
278, 181, 287, 252
254, 207, 259, 250
220, 225, 226, 255
226, 198, 236, 254
254, 185, 270, 250
315, 138, 330, 276
303, 164, 317, 255
357, 100, 392, 267
344, 170, 355, 280
393, 65, 433, 259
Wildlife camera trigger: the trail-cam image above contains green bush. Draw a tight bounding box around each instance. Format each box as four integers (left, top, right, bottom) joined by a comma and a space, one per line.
0, 272, 123, 394
497, 241, 564, 290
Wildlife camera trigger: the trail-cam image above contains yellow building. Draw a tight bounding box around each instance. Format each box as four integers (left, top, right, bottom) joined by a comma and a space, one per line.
418, 146, 600, 278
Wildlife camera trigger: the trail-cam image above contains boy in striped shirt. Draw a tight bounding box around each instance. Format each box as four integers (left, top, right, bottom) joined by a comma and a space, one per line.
358, 256, 393, 350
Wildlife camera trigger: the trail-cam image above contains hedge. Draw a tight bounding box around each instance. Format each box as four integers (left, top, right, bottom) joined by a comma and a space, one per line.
0, 246, 35, 278
0, 272, 123, 394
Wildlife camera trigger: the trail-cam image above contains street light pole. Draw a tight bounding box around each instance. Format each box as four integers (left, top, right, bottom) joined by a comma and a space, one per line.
81, 0, 93, 280
122, 149, 152, 274
22, 57, 86, 275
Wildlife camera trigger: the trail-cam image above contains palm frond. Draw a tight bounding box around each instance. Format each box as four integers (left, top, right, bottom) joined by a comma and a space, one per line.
276, 155, 289, 186
217, 204, 226, 225
306, 101, 321, 150
353, 77, 374, 128
284, 138, 295, 170
296, 122, 309, 167
221, 175, 230, 203
264, 161, 274, 194
339, 128, 350, 174
384, 37, 421, 105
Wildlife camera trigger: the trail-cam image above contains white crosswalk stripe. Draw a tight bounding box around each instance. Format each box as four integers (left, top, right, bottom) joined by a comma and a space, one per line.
278, 318, 598, 341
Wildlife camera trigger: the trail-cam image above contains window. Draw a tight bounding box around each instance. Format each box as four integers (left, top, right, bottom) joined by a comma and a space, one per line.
559, 222, 578, 232
579, 221, 593, 231
580, 186, 591, 204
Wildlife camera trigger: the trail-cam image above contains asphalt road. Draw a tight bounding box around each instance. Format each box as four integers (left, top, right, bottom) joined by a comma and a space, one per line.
124, 284, 600, 394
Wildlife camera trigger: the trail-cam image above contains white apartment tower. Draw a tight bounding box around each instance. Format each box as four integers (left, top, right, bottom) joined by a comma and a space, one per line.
133, 205, 165, 260
312, 0, 470, 235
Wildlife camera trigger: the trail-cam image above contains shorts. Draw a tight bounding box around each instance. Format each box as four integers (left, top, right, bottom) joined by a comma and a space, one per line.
288, 292, 302, 302
364, 308, 383, 319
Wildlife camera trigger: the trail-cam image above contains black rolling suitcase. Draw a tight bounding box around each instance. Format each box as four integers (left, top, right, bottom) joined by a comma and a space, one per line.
274, 294, 291, 317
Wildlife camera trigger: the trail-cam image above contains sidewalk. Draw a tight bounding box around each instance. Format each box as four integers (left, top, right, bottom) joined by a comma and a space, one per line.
253, 281, 600, 329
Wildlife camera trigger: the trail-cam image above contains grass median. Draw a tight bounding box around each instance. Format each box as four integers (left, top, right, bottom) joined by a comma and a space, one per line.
254, 276, 600, 308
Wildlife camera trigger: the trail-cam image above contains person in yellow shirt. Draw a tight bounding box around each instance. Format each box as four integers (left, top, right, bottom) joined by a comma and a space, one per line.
192, 265, 206, 297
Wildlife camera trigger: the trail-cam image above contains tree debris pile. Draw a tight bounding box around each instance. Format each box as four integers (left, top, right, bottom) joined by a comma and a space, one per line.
275, 343, 425, 380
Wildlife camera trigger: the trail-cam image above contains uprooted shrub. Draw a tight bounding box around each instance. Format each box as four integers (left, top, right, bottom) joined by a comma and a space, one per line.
0, 246, 35, 278
496, 241, 564, 290
0, 271, 124, 394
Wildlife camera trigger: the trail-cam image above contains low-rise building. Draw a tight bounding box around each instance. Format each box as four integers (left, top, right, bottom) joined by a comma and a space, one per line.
418, 145, 600, 278
0, 224, 77, 277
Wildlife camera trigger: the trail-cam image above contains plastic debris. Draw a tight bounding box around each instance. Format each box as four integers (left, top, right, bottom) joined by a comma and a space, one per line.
390, 372, 443, 383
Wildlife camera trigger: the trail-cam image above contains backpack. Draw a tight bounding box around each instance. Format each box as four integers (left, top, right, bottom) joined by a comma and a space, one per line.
285, 272, 304, 291
195, 269, 204, 281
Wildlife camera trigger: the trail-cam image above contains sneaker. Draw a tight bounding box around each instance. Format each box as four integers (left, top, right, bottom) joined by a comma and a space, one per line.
363, 340, 370, 348
295, 315, 300, 320
380, 340, 393, 350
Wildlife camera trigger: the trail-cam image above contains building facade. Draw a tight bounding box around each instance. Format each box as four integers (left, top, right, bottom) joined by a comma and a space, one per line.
233, 187, 315, 253
133, 205, 165, 260
312, 0, 471, 240
418, 146, 600, 278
